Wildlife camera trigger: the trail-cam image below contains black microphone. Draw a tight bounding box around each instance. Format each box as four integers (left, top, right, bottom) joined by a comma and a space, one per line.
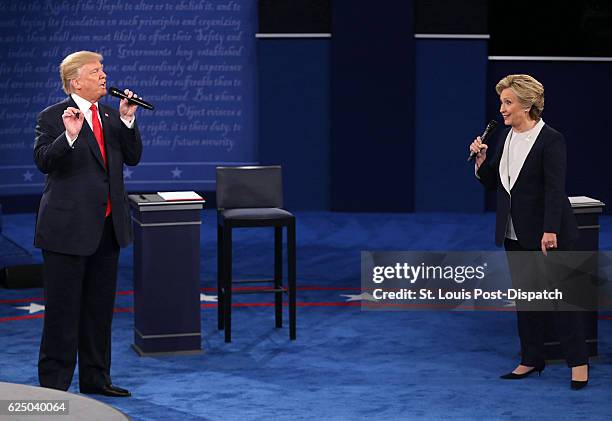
467, 120, 498, 162
108, 86, 155, 110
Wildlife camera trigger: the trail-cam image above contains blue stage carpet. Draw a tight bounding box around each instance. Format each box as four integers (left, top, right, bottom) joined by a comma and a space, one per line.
1, 211, 611, 420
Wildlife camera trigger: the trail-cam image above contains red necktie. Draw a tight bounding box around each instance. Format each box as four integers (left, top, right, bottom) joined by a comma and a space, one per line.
90, 104, 111, 217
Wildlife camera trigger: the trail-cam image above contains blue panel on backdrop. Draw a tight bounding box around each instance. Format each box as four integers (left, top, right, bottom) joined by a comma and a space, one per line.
330, 0, 415, 212
415, 39, 488, 212
258, 39, 330, 210
486, 61, 612, 214
0, 0, 258, 195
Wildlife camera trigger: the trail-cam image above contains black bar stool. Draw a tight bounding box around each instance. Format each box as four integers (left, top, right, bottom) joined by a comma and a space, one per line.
216, 166, 296, 342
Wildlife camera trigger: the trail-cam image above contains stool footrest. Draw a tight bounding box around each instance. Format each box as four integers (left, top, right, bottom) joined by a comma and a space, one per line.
229, 287, 286, 294
232, 279, 276, 284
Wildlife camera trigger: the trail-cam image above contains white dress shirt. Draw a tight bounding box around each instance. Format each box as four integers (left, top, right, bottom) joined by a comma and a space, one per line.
66, 93, 135, 147
499, 119, 545, 240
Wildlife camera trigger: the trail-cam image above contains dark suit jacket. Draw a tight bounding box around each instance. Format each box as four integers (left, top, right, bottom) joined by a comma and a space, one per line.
34, 96, 142, 256
477, 123, 578, 250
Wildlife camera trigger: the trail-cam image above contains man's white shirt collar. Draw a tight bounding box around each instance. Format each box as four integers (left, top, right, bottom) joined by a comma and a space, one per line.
71, 93, 99, 115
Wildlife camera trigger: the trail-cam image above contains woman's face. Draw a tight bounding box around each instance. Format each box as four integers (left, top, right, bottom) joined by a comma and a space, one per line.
499, 88, 529, 128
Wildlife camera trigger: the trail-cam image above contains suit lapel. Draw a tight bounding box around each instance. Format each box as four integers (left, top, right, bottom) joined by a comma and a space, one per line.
100, 105, 113, 169
498, 124, 544, 193
509, 133, 539, 191
509, 122, 546, 191
68, 96, 106, 171
498, 129, 512, 194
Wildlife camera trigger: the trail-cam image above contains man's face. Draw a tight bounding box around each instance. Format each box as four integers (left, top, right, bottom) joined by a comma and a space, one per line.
73, 61, 106, 103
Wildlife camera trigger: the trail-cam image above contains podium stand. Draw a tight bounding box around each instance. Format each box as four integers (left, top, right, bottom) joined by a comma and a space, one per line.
129, 194, 205, 356
543, 196, 605, 360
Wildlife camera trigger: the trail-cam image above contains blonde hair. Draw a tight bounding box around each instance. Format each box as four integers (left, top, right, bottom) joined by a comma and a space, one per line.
59, 51, 103, 95
495, 74, 544, 121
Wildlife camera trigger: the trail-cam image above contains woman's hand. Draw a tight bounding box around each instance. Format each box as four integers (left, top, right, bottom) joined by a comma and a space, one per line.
469, 136, 488, 168
541, 232, 557, 256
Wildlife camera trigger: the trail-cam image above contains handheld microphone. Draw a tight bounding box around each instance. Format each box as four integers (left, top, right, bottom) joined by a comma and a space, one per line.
108, 86, 155, 110
467, 120, 498, 162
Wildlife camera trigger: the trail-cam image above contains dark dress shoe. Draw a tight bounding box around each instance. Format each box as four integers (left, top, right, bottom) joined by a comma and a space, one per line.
571, 379, 588, 390
81, 384, 131, 397
500, 364, 544, 379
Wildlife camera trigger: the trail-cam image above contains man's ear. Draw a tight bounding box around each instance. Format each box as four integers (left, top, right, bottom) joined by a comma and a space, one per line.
71, 78, 79, 92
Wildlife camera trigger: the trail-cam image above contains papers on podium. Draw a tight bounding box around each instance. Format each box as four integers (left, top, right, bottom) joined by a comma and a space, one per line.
568, 196, 604, 208
157, 191, 203, 201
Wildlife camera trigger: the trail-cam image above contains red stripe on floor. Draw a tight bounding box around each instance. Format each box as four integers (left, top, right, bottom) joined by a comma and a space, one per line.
0, 286, 361, 304
0, 314, 44, 322
201, 301, 362, 309
0, 297, 44, 304
2, 302, 612, 323
200, 286, 361, 292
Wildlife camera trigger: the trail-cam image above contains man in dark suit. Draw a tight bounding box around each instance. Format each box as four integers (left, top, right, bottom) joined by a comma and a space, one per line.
34, 51, 142, 397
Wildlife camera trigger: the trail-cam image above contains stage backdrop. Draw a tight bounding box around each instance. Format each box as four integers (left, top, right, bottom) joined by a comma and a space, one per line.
0, 0, 258, 196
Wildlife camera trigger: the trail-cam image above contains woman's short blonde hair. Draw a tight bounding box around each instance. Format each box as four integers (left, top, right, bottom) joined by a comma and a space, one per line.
59, 51, 103, 95
495, 74, 544, 121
